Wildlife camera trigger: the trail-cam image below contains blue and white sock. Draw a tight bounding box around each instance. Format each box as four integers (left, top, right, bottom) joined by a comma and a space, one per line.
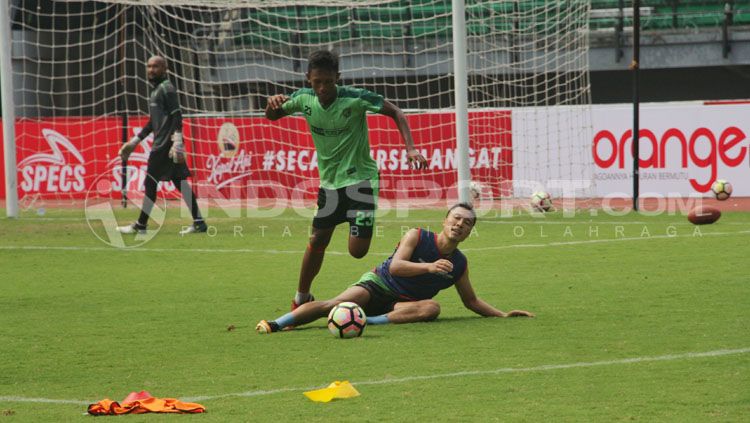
274, 312, 296, 329
367, 314, 390, 325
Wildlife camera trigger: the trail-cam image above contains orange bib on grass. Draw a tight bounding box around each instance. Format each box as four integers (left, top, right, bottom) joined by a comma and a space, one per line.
87, 397, 205, 415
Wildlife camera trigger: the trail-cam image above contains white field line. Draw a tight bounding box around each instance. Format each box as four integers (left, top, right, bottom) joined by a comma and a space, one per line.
9, 215, 750, 227
2, 347, 746, 405
1, 230, 748, 256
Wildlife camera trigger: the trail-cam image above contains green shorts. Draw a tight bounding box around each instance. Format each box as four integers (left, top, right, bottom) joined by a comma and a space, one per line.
352, 271, 401, 316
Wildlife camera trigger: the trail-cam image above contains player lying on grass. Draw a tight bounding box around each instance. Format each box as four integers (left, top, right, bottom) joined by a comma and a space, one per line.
256, 203, 534, 333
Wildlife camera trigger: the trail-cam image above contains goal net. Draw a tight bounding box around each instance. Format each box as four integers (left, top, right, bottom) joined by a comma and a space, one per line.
4, 0, 594, 213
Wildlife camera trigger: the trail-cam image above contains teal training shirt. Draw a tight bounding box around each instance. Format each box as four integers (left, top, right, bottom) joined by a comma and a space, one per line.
282, 85, 383, 189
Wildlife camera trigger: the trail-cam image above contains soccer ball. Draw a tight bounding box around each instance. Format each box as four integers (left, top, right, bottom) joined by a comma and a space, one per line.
530, 191, 552, 212
469, 181, 482, 200
327, 302, 366, 338
711, 179, 732, 201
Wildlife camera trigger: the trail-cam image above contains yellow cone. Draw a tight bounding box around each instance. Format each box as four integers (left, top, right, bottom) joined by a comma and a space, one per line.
303, 381, 360, 403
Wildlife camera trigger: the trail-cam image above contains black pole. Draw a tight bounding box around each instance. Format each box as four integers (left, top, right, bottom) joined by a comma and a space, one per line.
119, 6, 128, 208
632, 0, 641, 212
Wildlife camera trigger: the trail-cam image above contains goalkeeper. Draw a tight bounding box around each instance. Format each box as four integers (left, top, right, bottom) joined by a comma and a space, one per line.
256, 203, 534, 333
117, 55, 206, 235
266, 49, 428, 311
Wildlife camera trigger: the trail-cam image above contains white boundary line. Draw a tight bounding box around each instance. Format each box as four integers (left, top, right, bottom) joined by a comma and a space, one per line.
2, 347, 747, 405
1, 229, 748, 256
10, 215, 750, 226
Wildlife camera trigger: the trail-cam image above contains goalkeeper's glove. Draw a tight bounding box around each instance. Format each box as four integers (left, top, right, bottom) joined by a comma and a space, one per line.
119, 136, 141, 161
169, 132, 185, 164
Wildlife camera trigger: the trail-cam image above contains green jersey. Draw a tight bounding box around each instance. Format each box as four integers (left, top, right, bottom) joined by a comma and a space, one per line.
282, 85, 382, 189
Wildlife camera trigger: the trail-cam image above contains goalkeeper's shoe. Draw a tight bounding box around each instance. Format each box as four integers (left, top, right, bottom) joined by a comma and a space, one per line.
179, 220, 208, 235
116, 223, 147, 235
256, 320, 280, 334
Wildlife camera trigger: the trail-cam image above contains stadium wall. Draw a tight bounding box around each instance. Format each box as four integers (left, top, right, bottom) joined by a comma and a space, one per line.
514, 100, 750, 199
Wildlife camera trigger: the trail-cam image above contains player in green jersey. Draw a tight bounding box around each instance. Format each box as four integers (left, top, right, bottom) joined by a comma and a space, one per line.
266, 50, 428, 310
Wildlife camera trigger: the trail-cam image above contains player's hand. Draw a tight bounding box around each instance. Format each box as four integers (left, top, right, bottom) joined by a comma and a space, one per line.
267, 94, 289, 110
504, 310, 535, 318
119, 136, 140, 161
170, 132, 185, 164
428, 259, 453, 274
407, 148, 428, 170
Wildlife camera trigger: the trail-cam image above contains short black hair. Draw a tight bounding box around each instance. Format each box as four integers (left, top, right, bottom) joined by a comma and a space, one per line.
307, 50, 339, 73
446, 202, 477, 226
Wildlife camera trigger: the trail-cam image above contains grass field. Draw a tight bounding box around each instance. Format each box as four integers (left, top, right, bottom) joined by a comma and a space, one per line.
1, 205, 749, 421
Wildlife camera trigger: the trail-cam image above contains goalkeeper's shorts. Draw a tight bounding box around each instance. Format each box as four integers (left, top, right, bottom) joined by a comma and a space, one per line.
147, 147, 190, 182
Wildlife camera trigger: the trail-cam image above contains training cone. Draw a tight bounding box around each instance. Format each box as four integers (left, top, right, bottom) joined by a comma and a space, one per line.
303, 380, 360, 403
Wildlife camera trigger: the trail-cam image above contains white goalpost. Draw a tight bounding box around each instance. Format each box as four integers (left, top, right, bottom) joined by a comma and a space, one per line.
1, 0, 18, 217
1, 0, 594, 215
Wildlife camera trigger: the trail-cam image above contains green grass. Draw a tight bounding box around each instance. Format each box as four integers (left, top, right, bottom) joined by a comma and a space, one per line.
1, 205, 749, 421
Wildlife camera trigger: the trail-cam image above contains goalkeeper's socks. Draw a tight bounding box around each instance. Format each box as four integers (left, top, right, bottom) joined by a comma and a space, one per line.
367, 314, 390, 325
274, 312, 295, 330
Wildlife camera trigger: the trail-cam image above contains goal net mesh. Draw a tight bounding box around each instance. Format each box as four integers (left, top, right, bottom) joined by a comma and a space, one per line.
5, 0, 594, 211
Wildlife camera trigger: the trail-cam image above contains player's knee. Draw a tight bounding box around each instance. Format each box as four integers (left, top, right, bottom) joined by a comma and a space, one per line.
309, 232, 332, 250
420, 301, 441, 321
348, 244, 369, 259
320, 299, 343, 312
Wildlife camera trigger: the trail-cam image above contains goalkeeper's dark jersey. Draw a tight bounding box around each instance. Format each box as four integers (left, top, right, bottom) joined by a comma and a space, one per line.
137, 76, 189, 181
138, 77, 182, 153
375, 229, 468, 301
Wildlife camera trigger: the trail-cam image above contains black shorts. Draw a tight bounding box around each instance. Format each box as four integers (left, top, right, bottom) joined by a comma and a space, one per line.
354, 278, 400, 316
313, 179, 378, 238
147, 147, 190, 182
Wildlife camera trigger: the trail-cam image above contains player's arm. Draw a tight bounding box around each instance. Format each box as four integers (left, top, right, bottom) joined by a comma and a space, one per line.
119, 121, 152, 160
454, 269, 535, 318
378, 101, 427, 169
388, 229, 453, 277
265, 94, 290, 121
162, 87, 186, 162
136, 121, 153, 140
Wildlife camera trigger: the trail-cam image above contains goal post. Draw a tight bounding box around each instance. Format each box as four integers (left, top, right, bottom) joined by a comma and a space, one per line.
2, 0, 594, 214
1, 0, 18, 217
452, 0, 472, 204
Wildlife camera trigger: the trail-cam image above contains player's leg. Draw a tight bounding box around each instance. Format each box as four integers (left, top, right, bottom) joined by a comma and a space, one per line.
117, 175, 157, 233
174, 178, 207, 234
257, 286, 371, 333
345, 179, 377, 258
293, 186, 344, 308
348, 235, 372, 259
385, 300, 441, 324
136, 175, 158, 228
295, 226, 335, 306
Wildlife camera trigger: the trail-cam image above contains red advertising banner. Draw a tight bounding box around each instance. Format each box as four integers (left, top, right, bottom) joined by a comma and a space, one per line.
189, 112, 513, 201
2, 112, 513, 201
